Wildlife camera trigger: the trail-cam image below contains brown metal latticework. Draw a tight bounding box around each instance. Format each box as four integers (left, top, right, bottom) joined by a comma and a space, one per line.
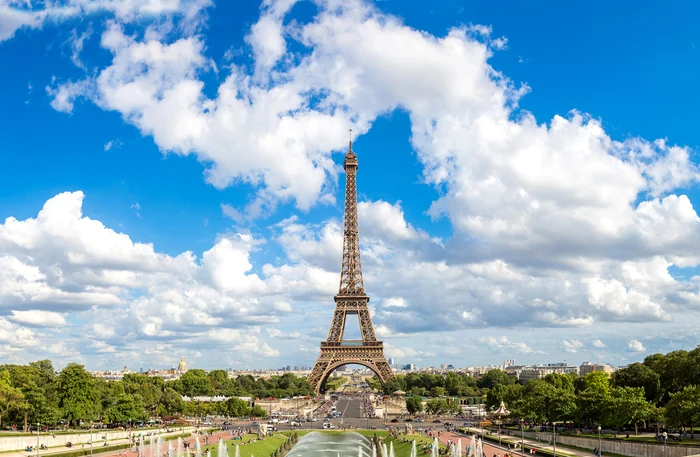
307, 134, 395, 394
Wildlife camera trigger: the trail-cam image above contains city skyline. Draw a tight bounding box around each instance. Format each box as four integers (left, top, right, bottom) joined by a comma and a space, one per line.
2, 1, 700, 370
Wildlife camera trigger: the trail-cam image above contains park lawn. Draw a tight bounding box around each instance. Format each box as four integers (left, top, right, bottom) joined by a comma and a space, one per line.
383, 433, 446, 457
203, 434, 288, 457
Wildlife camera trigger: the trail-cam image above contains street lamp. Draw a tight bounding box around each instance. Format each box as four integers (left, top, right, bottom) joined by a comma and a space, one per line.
663, 432, 667, 457
520, 418, 525, 456
90, 421, 93, 457
597, 426, 602, 457
553, 423, 556, 457
36, 422, 40, 457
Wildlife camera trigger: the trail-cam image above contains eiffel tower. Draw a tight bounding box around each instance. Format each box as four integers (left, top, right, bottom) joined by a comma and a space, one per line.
307, 131, 395, 394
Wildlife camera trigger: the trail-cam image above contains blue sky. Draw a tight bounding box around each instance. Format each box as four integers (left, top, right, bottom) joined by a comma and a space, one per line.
1, 0, 700, 371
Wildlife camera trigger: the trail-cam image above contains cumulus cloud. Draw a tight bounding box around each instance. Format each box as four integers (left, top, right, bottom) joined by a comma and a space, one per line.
1, 0, 700, 366
561, 339, 584, 353
0, 0, 212, 43
9, 310, 67, 327
628, 339, 646, 352
592, 339, 606, 348
480, 336, 537, 354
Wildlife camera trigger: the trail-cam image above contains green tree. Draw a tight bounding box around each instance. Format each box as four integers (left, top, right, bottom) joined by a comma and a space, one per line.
250, 405, 267, 417
159, 388, 185, 416
22, 382, 57, 426
425, 398, 449, 416
406, 396, 423, 415
179, 370, 213, 397
486, 384, 523, 412
665, 385, 700, 438
224, 398, 250, 417
612, 363, 661, 404
576, 372, 611, 426
477, 369, 514, 389
57, 363, 99, 425
520, 379, 575, 425
608, 386, 653, 434
0, 371, 25, 428
430, 387, 446, 397
104, 394, 144, 423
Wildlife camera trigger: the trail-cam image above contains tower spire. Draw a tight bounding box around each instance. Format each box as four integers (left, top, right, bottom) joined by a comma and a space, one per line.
307, 131, 395, 394
339, 129, 363, 295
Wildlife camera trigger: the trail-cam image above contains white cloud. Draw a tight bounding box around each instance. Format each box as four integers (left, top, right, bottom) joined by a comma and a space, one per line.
9, 310, 67, 327
628, 339, 646, 352
267, 328, 302, 340
2, 0, 700, 367
480, 336, 536, 354
0, 0, 212, 43
561, 339, 584, 353
383, 297, 408, 308
592, 339, 606, 348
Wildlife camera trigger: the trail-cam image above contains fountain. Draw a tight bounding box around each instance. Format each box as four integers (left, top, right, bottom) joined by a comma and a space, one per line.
156, 437, 162, 457
381, 443, 388, 457
431, 438, 439, 457
234, 445, 240, 457
372, 444, 377, 457
456, 439, 461, 457
139, 436, 145, 457
168, 441, 173, 457
285, 432, 373, 457
389, 442, 395, 457
150, 436, 155, 457
195, 436, 201, 457
177, 438, 183, 457
410, 440, 417, 457
475, 438, 482, 457
468, 436, 476, 457
218, 439, 229, 457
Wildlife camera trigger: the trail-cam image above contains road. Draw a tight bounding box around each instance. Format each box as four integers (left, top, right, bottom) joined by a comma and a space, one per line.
336, 399, 363, 418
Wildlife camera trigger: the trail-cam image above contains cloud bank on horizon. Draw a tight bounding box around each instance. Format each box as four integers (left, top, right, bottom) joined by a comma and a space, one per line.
1, 0, 699, 370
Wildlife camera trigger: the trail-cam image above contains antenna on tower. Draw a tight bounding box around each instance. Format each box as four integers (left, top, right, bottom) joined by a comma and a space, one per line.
349, 128, 353, 150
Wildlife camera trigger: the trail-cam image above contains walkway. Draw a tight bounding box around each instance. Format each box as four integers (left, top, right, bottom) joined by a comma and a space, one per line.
6, 430, 235, 457
440, 429, 596, 457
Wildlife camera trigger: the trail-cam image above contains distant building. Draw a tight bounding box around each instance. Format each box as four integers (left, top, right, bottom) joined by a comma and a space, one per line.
402, 363, 416, 371
388, 357, 395, 366
178, 356, 188, 374
579, 362, 612, 377
516, 363, 578, 382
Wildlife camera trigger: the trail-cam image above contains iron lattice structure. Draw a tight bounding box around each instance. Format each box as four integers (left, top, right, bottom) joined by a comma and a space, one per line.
307, 136, 395, 394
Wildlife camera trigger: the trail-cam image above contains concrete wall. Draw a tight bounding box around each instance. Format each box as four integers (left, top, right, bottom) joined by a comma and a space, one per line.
0, 427, 195, 452
509, 429, 700, 457
553, 434, 699, 457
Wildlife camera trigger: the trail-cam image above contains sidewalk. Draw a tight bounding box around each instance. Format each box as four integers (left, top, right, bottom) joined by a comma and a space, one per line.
5, 428, 207, 457
453, 428, 596, 457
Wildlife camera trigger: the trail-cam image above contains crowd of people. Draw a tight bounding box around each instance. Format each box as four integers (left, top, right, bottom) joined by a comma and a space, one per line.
360, 393, 376, 418
313, 400, 334, 417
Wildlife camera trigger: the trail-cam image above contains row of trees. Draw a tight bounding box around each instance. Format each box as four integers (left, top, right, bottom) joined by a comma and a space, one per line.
483, 346, 700, 434
0, 362, 309, 429
376, 371, 497, 398
172, 369, 313, 399
399, 346, 700, 434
